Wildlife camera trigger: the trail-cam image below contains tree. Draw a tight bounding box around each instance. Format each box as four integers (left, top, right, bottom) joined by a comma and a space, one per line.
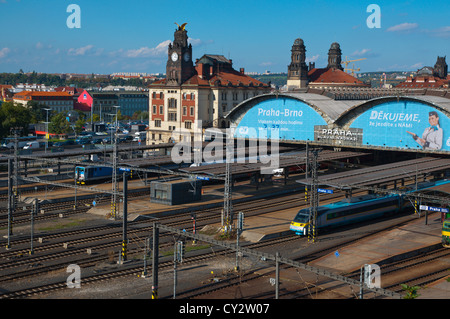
132, 110, 149, 121
26, 100, 47, 123
48, 112, 71, 135
113, 109, 125, 122
0, 102, 32, 138
401, 284, 421, 299
74, 117, 85, 135
91, 113, 100, 122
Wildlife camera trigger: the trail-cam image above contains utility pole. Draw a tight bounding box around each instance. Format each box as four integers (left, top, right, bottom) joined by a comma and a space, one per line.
308, 149, 320, 243
142, 237, 150, 278
30, 198, 38, 255
43, 108, 51, 154
305, 142, 309, 203
6, 158, 13, 249
275, 252, 280, 299
235, 212, 244, 271
152, 223, 159, 300
12, 127, 21, 204
191, 212, 197, 245
111, 106, 120, 220
173, 240, 185, 299
223, 131, 233, 233
121, 172, 128, 263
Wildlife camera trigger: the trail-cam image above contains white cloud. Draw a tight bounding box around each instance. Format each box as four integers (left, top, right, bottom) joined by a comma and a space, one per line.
188, 38, 203, 46
125, 40, 171, 58
188, 38, 213, 47
386, 23, 418, 32
0, 47, 10, 58
410, 62, 423, 69
430, 26, 450, 38
68, 44, 94, 56
352, 49, 370, 56
36, 42, 44, 50
306, 54, 319, 63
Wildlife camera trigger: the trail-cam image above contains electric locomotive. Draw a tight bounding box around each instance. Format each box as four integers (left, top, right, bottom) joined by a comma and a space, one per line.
75, 166, 114, 184
291, 179, 450, 236
443, 220, 450, 248
290, 193, 401, 235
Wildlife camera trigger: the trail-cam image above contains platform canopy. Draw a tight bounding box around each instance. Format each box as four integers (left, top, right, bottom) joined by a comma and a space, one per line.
226, 91, 450, 154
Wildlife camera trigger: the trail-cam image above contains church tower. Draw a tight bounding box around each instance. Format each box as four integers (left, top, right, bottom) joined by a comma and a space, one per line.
434, 56, 448, 79
287, 38, 309, 90
327, 42, 343, 70
166, 23, 195, 86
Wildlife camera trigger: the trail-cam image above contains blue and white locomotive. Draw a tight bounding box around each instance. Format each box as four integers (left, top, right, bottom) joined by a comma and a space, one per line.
290, 179, 450, 236
290, 193, 401, 235
75, 166, 114, 184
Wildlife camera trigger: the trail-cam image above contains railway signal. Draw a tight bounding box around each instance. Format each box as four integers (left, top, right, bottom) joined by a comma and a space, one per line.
236, 212, 244, 271
308, 149, 321, 243
173, 240, 185, 299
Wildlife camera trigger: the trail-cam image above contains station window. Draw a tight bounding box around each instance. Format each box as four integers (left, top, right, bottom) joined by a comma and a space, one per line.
168, 112, 177, 122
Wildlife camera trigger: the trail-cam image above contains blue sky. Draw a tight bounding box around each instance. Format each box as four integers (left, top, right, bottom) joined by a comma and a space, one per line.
0, 0, 449, 75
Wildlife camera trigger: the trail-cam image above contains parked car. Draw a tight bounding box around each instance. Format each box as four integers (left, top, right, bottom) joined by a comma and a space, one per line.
76, 136, 92, 145
23, 141, 44, 149
53, 140, 76, 147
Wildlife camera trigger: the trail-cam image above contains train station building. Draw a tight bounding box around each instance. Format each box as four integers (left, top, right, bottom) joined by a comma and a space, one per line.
226, 87, 450, 155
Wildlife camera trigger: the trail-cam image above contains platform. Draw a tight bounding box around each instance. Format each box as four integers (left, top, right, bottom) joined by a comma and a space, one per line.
244, 209, 448, 298
309, 213, 443, 273
86, 178, 306, 221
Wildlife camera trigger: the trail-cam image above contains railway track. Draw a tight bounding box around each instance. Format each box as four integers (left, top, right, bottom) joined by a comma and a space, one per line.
0, 189, 151, 228
0, 231, 302, 299
0, 175, 438, 299
170, 215, 448, 299
0, 185, 362, 262
0, 190, 309, 276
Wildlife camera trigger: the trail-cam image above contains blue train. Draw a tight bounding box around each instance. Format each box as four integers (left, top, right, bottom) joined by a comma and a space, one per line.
75, 166, 136, 184
75, 166, 115, 184
290, 179, 450, 236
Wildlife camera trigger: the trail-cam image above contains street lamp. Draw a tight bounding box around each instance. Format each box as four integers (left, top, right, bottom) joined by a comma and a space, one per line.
43, 108, 51, 153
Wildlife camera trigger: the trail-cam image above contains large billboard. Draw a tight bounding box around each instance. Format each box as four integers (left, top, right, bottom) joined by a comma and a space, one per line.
232, 97, 450, 153
349, 100, 450, 152
235, 98, 327, 141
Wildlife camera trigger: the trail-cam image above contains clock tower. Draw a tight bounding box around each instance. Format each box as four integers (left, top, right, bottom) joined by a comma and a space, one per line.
166, 23, 195, 86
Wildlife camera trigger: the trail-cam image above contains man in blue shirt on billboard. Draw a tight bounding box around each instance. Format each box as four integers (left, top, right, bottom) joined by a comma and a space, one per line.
407, 111, 443, 150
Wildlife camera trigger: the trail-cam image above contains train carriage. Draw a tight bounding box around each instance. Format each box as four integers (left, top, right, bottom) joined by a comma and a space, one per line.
75, 166, 114, 184
290, 194, 401, 235
75, 165, 136, 184
291, 179, 450, 236
443, 220, 450, 248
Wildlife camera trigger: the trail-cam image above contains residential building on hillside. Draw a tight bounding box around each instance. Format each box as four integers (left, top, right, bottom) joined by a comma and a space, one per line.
396, 56, 450, 89
0, 85, 13, 102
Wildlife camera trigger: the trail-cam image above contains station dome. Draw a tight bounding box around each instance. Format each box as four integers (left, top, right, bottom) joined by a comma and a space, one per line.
293, 38, 304, 46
